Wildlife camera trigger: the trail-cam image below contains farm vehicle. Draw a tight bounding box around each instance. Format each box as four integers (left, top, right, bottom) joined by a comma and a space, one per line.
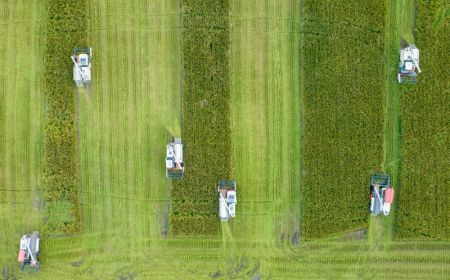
398, 44, 421, 84
71, 47, 92, 87
370, 174, 394, 216
166, 138, 184, 179
218, 180, 237, 221
17, 231, 40, 272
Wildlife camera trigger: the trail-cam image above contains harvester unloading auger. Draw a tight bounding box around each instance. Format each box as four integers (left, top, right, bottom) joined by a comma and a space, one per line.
370, 174, 394, 216
71, 47, 92, 87
17, 232, 40, 272
398, 44, 421, 84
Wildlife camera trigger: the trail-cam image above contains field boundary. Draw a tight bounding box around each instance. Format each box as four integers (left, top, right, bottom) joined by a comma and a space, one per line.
297, 0, 304, 244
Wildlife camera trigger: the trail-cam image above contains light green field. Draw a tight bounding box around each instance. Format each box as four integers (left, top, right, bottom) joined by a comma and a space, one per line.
230, 0, 301, 246
1, 0, 450, 279
0, 0, 45, 270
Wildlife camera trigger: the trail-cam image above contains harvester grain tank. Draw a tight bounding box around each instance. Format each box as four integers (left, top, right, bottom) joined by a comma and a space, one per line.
398, 44, 421, 83
370, 174, 394, 216
166, 138, 184, 179
17, 232, 40, 272
71, 47, 92, 87
218, 180, 237, 221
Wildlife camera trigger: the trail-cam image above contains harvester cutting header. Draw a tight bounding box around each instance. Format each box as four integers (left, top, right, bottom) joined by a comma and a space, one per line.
71, 47, 92, 87
398, 44, 421, 83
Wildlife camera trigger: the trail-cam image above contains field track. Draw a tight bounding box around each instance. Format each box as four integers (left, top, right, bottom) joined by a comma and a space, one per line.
0, 0, 449, 279
369, 0, 416, 244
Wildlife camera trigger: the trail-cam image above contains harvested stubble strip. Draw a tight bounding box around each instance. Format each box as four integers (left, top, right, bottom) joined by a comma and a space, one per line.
170, 0, 233, 236
43, 0, 88, 233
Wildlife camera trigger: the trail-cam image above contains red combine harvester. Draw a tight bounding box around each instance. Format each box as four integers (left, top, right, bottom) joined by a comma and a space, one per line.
370, 174, 394, 216
18, 232, 40, 272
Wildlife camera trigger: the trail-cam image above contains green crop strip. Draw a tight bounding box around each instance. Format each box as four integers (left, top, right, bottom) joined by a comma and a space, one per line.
300, 0, 387, 239
170, 1, 233, 235
397, 0, 450, 239
43, 0, 88, 233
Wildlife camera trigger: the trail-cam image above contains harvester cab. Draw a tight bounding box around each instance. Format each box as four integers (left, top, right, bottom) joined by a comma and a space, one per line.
71, 47, 92, 87
370, 174, 394, 216
166, 138, 184, 179
218, 180, 237, 221
18, 231, 40, 272
398, 44, 421, 84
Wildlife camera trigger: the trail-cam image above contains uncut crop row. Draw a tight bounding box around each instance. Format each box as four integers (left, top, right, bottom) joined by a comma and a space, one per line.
43, 0, 87, 233
397, 0, 450, 239
300, 0, 386, 239
171, 1, 233, 235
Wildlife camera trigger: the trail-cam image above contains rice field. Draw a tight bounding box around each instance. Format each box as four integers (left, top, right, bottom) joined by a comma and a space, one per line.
0, 0, 449, 279
0, 0, 45, 269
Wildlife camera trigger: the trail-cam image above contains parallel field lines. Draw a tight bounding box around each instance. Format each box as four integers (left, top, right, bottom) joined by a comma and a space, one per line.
0, 0, 45, 270
230, 0, 301, 246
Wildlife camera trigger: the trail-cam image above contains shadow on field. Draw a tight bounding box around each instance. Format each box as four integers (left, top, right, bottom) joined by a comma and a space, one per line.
209, 256, 270, 280
115, 271, 136, 280
157, 180, 171, 238
3, 266, 15, 280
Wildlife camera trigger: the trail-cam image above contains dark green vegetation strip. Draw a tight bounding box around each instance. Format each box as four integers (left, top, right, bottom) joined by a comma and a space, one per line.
171, 1, 232, 235
43, 0, 87, 233
300, 1, 387, 239
397, 0, 450, 239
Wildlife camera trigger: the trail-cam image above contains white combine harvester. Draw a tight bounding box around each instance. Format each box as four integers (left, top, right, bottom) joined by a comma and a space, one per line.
218, 180, 237, 221
71, 47, 92, 87
398, 44, 421, 83
166, 138, 184, 179
17, 232, 40, 272
370, 174, 394, 216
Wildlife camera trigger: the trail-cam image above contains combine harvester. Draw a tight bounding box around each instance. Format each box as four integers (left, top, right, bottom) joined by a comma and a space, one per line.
370, 174, 394, 216
71, 47, 92, 87
166, 138, 184, 179
218, 180, 237, 221
398, 44, 421, 83
17, 232, 40, 272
